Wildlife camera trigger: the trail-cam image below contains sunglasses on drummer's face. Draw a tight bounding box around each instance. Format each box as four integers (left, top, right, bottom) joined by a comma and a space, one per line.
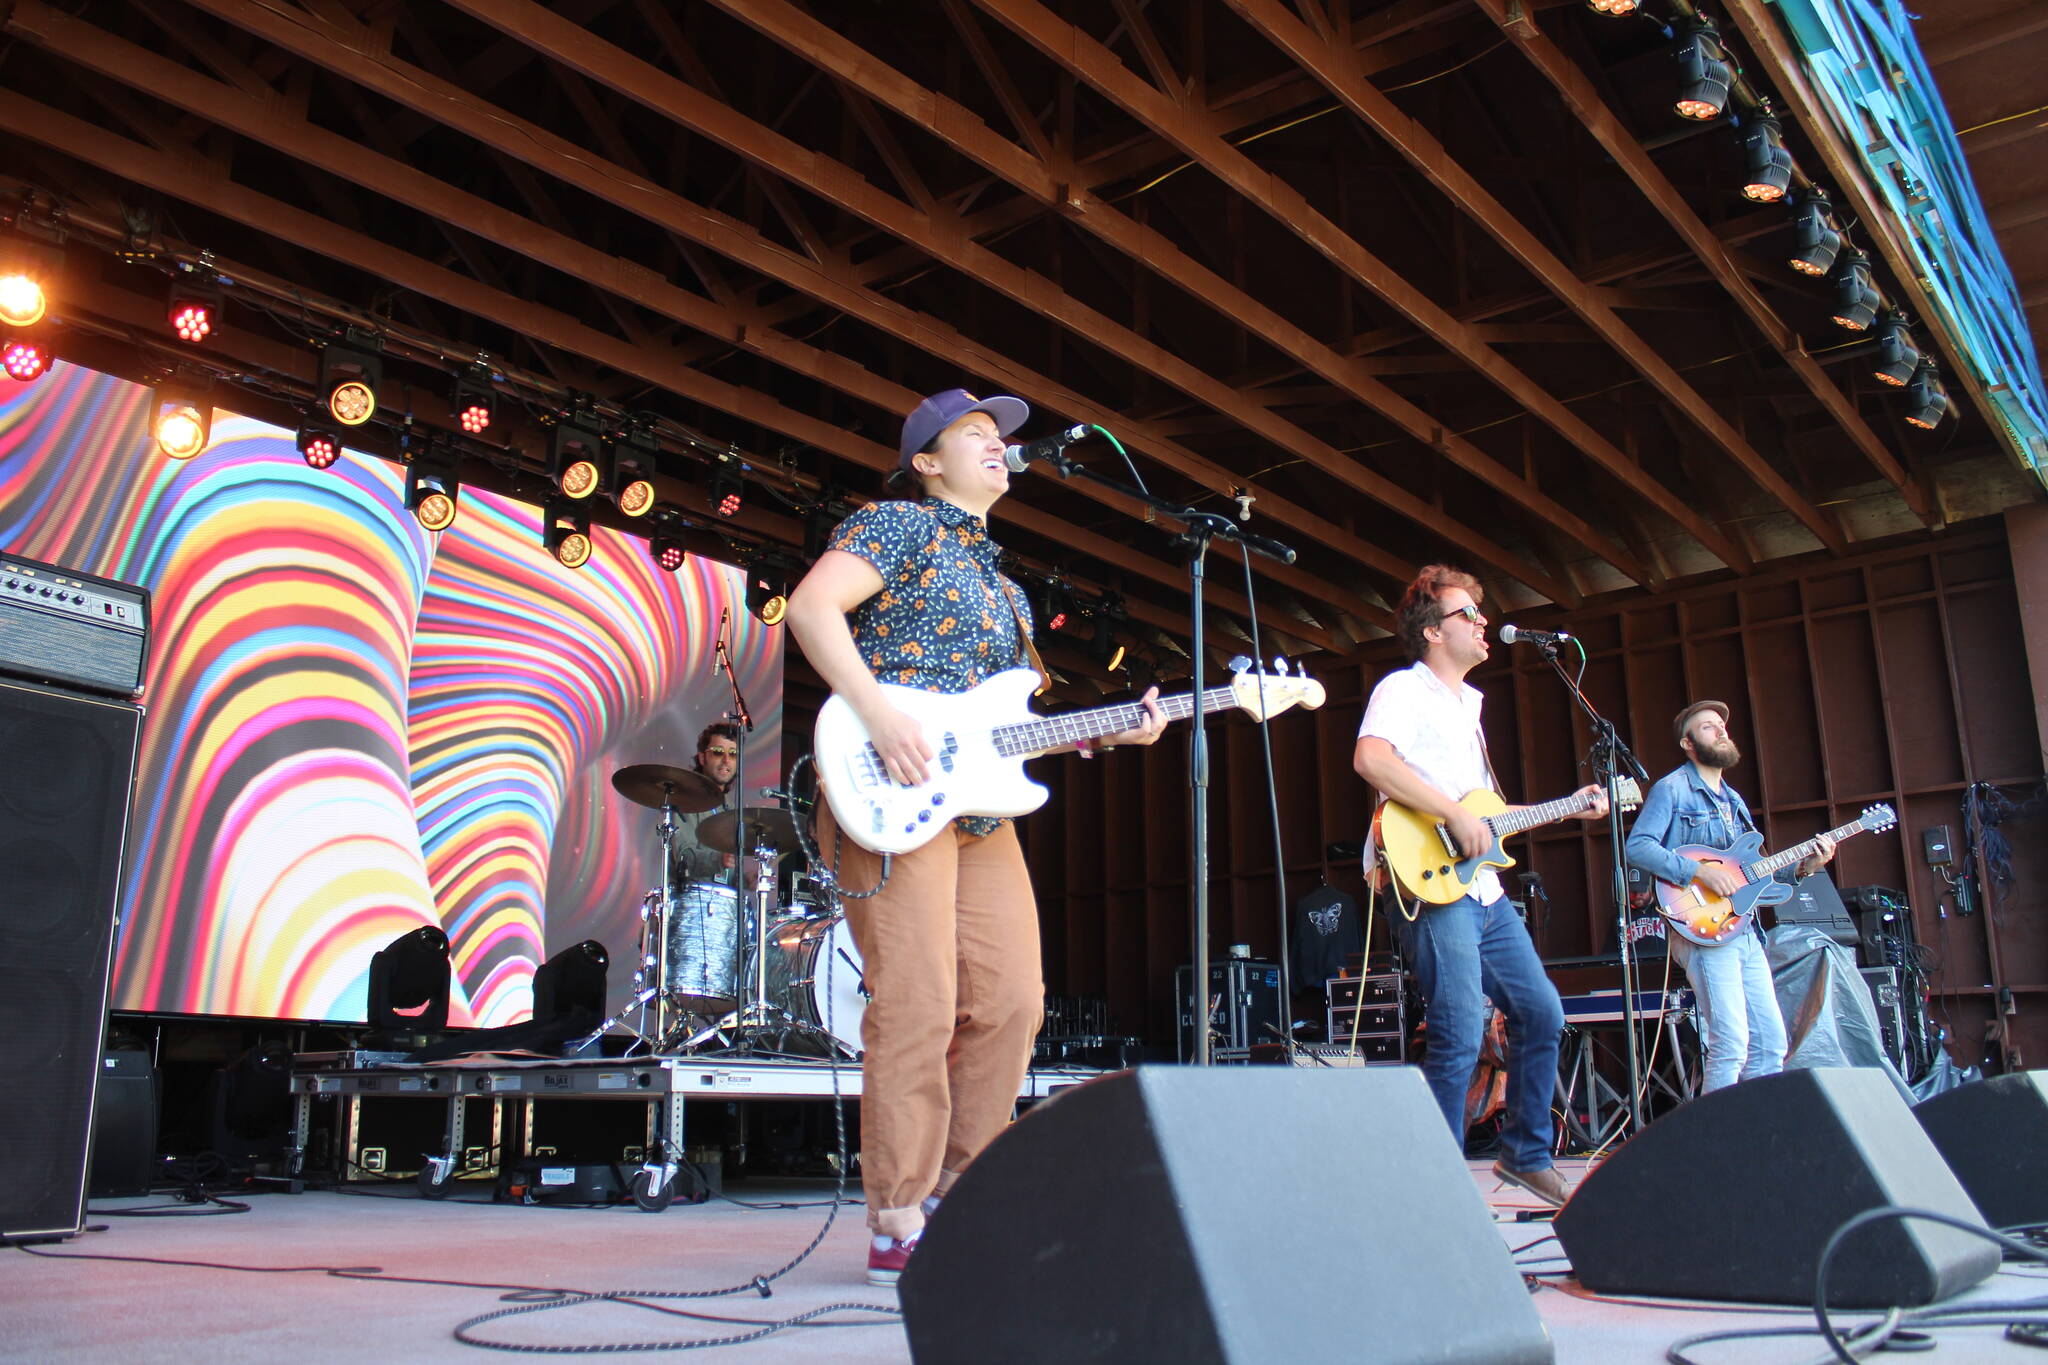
703, 747, 739, 759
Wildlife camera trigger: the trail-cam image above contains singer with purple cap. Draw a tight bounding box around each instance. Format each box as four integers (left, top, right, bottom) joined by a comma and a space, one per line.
785, 388, 1165, 1286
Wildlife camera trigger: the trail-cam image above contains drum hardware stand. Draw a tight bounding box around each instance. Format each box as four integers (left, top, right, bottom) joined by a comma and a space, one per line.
682, 831, 852, 1059
570, 778, 693, 1058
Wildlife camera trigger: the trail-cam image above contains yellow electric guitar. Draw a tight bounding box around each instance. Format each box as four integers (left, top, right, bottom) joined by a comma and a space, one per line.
1375, 780, 1642, 906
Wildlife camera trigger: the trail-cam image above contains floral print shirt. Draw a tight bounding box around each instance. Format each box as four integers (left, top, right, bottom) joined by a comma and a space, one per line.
828, 496, 1034, 836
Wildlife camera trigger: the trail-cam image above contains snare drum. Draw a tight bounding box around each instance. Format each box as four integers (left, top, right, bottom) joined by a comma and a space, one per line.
664, 879, 741, 1010
763, 913, 867, 1056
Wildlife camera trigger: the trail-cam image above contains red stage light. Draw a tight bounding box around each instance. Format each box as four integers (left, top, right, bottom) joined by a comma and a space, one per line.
1047, 609, 1068, 632
170, 300, 213, 343
2, 339, 49, 381
652, 539, 686, 572
299, 428, 341, 469
459, 401, 491, 434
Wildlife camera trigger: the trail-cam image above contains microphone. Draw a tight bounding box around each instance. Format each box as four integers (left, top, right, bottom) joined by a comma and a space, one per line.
1003, 424, 1092, 472
1498, 623, 1572, 646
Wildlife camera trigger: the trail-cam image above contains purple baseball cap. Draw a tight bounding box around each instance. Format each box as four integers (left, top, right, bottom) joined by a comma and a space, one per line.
898, 388, 1030, 470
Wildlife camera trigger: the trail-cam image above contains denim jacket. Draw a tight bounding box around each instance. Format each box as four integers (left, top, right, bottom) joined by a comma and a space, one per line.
1625, 763, 1786, 889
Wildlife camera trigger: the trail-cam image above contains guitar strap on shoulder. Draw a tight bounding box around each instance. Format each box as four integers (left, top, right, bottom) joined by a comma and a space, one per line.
924, 504, 1054, 697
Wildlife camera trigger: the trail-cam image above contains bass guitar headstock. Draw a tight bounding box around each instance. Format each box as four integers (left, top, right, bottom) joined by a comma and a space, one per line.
1226, 655, 1326, 721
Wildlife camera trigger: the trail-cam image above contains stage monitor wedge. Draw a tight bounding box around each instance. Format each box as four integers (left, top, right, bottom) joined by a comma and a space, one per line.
0, 676, 142, 1243
899, 1066, 1552, 1365
1913, 1071, 2048, 1231
1555, 1068, 1997, 1307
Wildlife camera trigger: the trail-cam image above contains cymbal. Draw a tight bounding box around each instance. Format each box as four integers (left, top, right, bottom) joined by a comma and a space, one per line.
611, 763, 723, 812
695, 806, 801, 854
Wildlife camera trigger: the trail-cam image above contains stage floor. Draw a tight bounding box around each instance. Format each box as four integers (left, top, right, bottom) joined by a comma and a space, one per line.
7, 1158, 2042, 1363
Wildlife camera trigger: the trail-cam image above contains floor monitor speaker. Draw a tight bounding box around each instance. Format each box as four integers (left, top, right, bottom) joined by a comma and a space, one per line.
1914, 1071, 2048, 1231
0, 677, 141, 1242
899, 1066, 1552, 1365
1555, 1068, 1997, 1307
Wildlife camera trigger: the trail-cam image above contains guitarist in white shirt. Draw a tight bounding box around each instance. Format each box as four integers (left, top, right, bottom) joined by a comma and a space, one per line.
1353, 565, 1607, 1208
785, 387, 1165, 1285
1625, 700, 1833, 1093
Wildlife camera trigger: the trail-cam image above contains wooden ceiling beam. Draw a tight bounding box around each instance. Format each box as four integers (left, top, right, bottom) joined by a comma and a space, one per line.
0, 87, 1354, 656
699, 0, 1655, 593
1472, 0, 1932, 534
55, 0, 1384, 630
1228, 0, 1820, 563
965, 0, 1751, 587
414, 1, 1490, 604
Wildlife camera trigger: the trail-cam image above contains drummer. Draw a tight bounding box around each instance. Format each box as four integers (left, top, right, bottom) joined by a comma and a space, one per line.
671, 722, 740, 882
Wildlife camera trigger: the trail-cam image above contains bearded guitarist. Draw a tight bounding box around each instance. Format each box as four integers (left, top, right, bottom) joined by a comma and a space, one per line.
1625, 701, 1833, 1094
1353, 565, 1607, 1208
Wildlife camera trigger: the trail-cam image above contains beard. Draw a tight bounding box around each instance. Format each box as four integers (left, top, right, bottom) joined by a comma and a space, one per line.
1694, 735, 1741, 769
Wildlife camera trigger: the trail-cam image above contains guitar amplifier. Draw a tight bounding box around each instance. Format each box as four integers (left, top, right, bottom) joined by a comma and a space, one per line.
0, 551, 151, 698
1325, 972, 1407, 1061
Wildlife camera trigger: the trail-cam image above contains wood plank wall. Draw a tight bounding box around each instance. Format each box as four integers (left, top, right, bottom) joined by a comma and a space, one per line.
1011, 519, 2046, 1070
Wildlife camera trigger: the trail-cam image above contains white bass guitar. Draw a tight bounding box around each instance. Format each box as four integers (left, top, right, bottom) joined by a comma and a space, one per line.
814, 657, 1325, 854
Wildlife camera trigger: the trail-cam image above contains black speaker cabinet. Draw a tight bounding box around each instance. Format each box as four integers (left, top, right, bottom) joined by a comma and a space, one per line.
88, 1049, 159, 1198
1556, 1068, 1998, 1307
899, 1066, 1552, 1365
1914, 1071, 2048, 1231
0, 677, 141, 1242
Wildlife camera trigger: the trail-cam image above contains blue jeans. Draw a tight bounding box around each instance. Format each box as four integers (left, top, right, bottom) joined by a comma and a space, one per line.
1670, 930, 1785, 1092
1396, 893, 1565, 1171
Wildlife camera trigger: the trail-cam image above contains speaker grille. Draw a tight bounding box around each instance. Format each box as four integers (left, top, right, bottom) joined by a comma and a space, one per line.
0, 678, 139, 1242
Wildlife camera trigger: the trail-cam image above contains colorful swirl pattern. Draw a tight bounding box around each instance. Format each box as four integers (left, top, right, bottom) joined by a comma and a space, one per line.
0, 363, 781, 1024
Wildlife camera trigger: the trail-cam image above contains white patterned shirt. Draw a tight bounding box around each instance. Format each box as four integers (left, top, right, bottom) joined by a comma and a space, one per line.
1358, 659, 1502, 903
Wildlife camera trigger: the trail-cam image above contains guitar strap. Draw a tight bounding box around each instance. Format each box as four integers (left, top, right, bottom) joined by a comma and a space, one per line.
998, 580, 1055, 698
924, 504, 1054, 697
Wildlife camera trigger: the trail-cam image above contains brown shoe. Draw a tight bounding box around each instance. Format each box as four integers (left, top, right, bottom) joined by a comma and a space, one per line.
1493, 1161, 1570, 1208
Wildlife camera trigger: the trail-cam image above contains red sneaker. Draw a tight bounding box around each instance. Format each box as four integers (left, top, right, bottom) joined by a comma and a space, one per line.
867, 1232, 922, 1286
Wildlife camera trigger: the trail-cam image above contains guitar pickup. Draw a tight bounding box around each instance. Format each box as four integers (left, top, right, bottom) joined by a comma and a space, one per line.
938, 733, 959, 773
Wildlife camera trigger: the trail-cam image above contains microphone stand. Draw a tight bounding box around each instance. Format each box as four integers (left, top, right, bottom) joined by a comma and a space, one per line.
1026, 449, 1295, 1067
1532, 639, 1650, 1135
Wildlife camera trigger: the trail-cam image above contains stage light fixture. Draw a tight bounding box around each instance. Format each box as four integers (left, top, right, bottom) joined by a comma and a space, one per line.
1672, 20, 1732, 121
746, 557, 793, 626
1785, 188, 1842, 277
1829, 249, 1881, 331
1586, 0, 1638, 12
1904, 360, 1949, 430
1044, 581, 1072, 633
549, 415, 604, 500
406, 458, 461, 533
296, 423, 344, 469
153, 400, 212, 460
367, 925, 452, 1036
1738, 114, 1793, 203
1871, 312, 1920, 387
649, 533, 689, 572
612, 424, 658, 518
318, 333, 382, 427
1088, 594, 1128, 673
544, 501, 592, 569
166, 275, 223, 344
453, 364, 495, 435
0, 237, 61, 329
0, 271, 46, 328
2, 336, 49, 381
708, 454, 744, 518
803, 498, 843, 560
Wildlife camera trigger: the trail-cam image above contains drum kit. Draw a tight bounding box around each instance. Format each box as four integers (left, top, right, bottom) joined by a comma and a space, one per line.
591, 761, 867, 1059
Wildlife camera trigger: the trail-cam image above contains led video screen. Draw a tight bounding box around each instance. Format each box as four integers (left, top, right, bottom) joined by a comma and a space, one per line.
1, 363, 782, 1026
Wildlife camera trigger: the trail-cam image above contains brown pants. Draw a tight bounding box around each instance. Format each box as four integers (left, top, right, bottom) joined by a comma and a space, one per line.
817, 800, 1044, 1238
